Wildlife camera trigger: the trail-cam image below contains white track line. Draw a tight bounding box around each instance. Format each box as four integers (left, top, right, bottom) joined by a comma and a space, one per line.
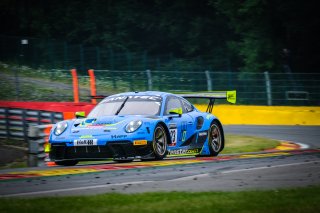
0, 174, 209, 197
221, 160, 320, 174
0, 174, 209, 198
168, 173, 209, 181
295, 142, 310, 149
0, 181, 154, 198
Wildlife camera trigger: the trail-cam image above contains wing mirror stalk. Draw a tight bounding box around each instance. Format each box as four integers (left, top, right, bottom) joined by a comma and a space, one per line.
75, 111, 86, 119
168, 108, 182, 118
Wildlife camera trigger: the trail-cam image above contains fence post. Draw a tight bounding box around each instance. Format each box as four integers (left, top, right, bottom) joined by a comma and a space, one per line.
264, 71, 272, 106
205, 70, 212, 91
146, 70, 152, 91
88, 69, 97, 104
71, 69, 80, 103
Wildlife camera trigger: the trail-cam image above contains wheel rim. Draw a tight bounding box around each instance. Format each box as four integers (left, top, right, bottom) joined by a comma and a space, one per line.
153, 126, 167, 156
209, 124, 221, 152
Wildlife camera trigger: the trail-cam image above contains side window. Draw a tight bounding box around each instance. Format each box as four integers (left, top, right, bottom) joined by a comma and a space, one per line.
165, 96, 183, 115
181, 99, 194, 113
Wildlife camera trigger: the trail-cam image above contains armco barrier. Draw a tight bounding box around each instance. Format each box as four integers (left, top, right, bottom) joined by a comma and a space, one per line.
0, 107, 63, 141
28, 124, 52, 167
0, 101, 95, 167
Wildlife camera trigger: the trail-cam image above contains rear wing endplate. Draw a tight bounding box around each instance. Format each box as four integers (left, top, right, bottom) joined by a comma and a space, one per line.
176, 90, 236, 113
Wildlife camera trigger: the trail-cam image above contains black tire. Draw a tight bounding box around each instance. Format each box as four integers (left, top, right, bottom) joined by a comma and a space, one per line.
208, 120, 224, 156
151, 124, 168, 160
55, 160, 79, 166
113, 158, 134, 163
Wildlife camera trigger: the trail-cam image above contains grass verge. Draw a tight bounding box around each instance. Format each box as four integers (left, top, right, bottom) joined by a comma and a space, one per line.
0, 186, 319, 213
222, 134, 280, 154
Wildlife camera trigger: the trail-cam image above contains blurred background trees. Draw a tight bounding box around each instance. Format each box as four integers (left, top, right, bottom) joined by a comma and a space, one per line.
0, 0, 319, 72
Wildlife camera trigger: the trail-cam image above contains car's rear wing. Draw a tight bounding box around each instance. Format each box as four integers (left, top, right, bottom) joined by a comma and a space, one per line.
176, 90, 236, 113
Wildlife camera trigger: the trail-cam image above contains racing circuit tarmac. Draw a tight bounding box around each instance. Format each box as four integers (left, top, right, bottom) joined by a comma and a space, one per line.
0, 125, 319, 197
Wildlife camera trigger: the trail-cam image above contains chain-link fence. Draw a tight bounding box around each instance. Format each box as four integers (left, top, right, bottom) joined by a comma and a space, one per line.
1, 35, 319, 106
91, 70, 320, 106
1, 65, 319, 106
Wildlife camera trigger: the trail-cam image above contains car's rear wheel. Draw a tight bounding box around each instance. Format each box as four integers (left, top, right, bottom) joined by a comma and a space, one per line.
208, 120, 224, 156
152, 124, 168, 160
55, 160, 79, 166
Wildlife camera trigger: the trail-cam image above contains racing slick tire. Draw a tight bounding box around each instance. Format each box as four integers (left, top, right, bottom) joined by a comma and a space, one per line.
113, 158, 134, 163
208, 120, 224, 156
151, 124, 168, 160
55, 160, 79, 166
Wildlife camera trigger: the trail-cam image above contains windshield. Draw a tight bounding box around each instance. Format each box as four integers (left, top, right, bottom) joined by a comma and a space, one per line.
88, 95, 162, 117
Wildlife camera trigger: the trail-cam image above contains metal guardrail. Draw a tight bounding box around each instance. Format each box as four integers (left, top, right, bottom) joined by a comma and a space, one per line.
28, 124, 52, 167
0, 107, 63, 167
0, 107, 63, 141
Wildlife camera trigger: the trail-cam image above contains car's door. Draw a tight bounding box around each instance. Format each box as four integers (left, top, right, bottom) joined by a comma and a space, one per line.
179, 98, 197, 145
164, 96, 194, 147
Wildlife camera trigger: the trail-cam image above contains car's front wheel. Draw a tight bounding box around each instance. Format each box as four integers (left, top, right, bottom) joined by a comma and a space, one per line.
151, 124, 168, 160
208, 120, 224, 156
55, 160, 79, 166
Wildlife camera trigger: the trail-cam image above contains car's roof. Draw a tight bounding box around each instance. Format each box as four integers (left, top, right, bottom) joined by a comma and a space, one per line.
109, 91, 174, 98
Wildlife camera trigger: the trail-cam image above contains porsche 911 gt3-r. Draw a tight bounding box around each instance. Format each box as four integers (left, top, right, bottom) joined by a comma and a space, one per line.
49, 91, 236, 166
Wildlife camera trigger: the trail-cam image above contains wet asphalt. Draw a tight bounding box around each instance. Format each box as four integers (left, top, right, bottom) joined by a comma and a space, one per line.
0, 125, 319, 197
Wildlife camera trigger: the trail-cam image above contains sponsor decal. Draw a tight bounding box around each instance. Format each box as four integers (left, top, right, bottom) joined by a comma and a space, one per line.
169, 123, 177, 129
73, 139, 97, 146
79, 120, 125, 128
86, 125, 105, 129
206, 114, 213, 119
168, 148, 200, 155
104, 95, 162, 103
55, 137, 66, 139
111, 135, 127, 139
80, 135, 93, 139
182, 130, 187, 142
133, 140, 148, 146
198, 131, 207, 137
169, 128, 178, 147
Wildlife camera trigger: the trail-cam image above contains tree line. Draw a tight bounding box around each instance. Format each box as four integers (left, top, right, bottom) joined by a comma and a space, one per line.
0, 0, 319, 72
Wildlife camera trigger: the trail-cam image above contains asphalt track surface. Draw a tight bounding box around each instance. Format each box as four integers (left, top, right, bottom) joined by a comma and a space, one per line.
0, 125, 319, 197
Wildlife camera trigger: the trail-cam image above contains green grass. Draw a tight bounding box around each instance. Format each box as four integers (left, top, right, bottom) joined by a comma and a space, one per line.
0, 186, 319, 213
0, 62, 140, 101
222, 134, 280, 154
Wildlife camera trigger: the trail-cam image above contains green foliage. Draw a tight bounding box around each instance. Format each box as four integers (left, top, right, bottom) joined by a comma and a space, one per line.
0, 0, 319, 72
1, 186, 320, 213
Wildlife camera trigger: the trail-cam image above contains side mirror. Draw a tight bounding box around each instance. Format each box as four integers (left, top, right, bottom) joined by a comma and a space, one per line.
168, 108, 182, 117
75, 111, 86, 118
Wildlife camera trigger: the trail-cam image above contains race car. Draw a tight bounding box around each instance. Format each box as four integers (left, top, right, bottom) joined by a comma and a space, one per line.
49, 91, 236, 166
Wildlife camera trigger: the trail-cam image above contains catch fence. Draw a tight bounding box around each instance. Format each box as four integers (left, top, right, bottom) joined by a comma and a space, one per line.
73, 70, 320, 106
2, 68, 319, 106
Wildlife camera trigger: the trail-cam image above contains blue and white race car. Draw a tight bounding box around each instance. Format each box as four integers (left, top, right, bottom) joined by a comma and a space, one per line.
49, 91, 236, 166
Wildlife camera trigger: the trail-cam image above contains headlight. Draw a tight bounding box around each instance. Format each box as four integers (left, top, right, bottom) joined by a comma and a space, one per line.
125, 120, 142, 133
54, 121, 68, 136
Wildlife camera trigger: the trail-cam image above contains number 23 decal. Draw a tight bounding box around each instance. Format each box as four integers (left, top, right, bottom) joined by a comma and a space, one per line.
169, 128, 178, 146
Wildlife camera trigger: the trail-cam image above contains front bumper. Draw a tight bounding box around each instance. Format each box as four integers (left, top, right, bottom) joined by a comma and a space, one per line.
49, 141, 153, 161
